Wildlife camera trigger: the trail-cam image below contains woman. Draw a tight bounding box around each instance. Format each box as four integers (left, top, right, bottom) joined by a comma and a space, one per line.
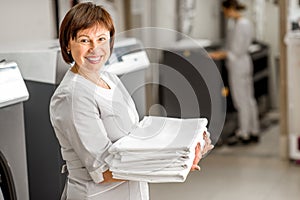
50, 2, 212, 199
209, 0, 260, 145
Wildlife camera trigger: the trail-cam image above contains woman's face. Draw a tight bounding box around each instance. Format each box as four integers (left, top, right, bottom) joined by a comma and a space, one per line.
223, 7, 235, 18
68, 24, 110, 72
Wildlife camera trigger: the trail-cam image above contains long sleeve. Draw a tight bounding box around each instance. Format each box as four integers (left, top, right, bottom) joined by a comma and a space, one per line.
50, 71, 149, 199
50, 82, 112, 183
50, 70, 141, 185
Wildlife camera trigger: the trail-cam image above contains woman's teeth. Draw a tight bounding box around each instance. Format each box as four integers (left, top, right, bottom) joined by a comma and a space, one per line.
86, 56, 102, 62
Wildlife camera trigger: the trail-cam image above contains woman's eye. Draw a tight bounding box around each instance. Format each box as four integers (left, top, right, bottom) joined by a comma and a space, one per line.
80, 39, 89, 43
99, 37, 107, 41
77, 38, 90, 43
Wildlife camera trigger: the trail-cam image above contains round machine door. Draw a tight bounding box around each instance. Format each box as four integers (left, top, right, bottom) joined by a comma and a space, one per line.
0, 151, 17, 200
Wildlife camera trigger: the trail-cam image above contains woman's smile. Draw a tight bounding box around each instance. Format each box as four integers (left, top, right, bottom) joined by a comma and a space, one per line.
85, 55, 103, 64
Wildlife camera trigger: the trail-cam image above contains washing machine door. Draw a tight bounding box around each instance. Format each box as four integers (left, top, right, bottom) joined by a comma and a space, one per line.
0, 187, 4, 200
0, 151, 17, 200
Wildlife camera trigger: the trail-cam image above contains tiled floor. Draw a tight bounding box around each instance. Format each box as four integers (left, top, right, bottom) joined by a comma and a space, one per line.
149, 112, 300, 200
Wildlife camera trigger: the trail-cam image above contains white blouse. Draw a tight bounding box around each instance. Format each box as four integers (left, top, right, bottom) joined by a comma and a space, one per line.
225, 17, 253, 70
50, 69, 148, 200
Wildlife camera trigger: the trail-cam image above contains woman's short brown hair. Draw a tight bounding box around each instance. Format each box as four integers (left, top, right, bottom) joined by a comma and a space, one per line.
222, 0, 246, 11
59, 2, 115, 64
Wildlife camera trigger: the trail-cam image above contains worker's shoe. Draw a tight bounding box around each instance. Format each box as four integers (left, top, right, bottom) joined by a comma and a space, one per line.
250, 134, 260, 143
226, 134, 251, 146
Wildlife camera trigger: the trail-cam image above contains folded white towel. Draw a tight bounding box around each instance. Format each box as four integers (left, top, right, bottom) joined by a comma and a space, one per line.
109, 116, 207, 153
111, 156, 188, 166
108, 116, 208, 183
111, 164, 187, 172
109, 155, 192, 171
112, 166, 191, 183
117, 150, 191, 162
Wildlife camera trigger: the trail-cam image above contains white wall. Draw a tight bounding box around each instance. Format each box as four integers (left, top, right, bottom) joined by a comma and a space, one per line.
149, 0, 221, 43
79, 0, 125, 33
263, 2, 280, 109
135, 0, 221, 46
0, 0, 56, 44
151, 0, 177, 47
191, 0, 221, 41
0, 0, 125, 45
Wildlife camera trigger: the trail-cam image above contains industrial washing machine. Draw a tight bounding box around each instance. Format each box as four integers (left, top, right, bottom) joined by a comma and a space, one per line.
0, 61, 29, 200
159, 39, 226, 144
0, 40, 69, 200
104, 37, 150, 119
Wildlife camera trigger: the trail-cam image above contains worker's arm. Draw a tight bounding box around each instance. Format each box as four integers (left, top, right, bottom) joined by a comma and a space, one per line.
208, 51, 227, 60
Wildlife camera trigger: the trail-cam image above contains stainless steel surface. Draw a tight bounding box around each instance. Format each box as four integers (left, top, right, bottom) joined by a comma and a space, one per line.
0, 62, 28, 108
0, 40, 69, 84
0, 62, 29, 199
0, 104, 29, 200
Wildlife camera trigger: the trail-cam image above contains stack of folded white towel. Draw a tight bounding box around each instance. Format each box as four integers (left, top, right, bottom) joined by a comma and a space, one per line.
107, 116, 208, 183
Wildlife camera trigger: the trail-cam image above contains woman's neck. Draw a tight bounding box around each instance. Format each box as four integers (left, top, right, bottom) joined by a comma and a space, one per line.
233, 11, 242, 20
71, 65, 110, 89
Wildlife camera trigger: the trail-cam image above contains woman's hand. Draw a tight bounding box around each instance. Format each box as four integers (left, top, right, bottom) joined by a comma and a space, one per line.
191, 132, 214, 171
202, 132, 214, 156
191, 142, 202, 171
208, 51, 227, 60
100, 170, 126, 183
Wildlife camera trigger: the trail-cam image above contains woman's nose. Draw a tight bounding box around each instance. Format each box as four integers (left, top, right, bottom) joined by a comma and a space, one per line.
89, 41, 98, 53
88, 39, 108, 53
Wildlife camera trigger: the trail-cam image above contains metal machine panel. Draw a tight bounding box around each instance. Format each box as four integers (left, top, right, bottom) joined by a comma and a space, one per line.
0, 62, 29, 200
0, 62, 29, 107
0, 40, 69, 84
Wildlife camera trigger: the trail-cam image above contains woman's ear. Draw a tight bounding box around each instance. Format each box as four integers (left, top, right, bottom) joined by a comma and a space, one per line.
67, 44, 70, 52
66, 44, 71, 54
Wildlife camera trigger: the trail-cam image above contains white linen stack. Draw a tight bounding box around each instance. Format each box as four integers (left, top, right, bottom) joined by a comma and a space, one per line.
107, 116, 208, 183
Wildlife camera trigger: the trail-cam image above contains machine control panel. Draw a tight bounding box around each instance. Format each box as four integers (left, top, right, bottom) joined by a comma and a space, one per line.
0, 61, 29, 108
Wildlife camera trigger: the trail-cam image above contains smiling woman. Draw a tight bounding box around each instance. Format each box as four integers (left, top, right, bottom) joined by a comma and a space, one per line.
49, 2, 151, 199
49, 2, 213, 200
